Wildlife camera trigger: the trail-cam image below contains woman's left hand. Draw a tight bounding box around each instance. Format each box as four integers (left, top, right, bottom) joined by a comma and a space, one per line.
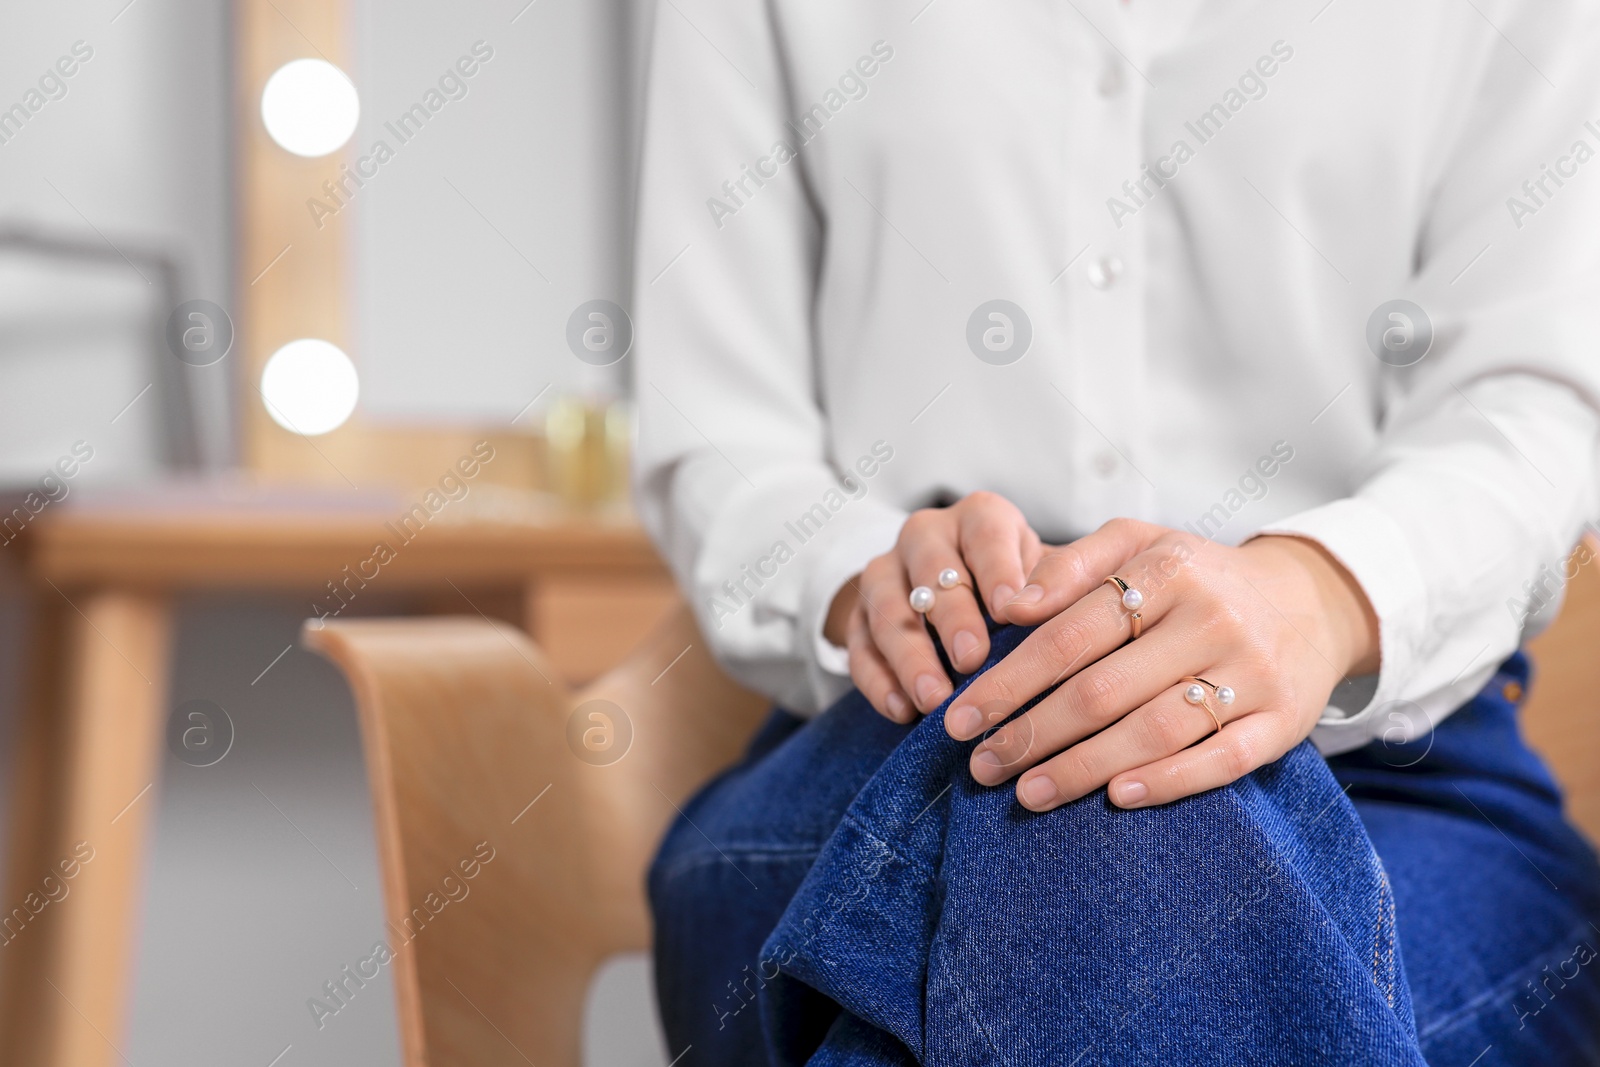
944, 519, 1380, 811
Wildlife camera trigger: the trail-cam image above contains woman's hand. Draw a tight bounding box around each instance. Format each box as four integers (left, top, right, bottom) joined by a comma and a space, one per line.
945, 518, 1380, 810
824, 492, 1046, 723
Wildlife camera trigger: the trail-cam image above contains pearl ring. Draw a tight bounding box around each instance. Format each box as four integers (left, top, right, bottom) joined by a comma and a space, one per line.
1181, 676, 1236, 737
909, 567, 970, 614
1102, 575, 1144, 640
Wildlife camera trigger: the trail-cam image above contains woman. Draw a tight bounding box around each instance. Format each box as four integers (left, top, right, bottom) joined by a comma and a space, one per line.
632, 1, 1600, 1063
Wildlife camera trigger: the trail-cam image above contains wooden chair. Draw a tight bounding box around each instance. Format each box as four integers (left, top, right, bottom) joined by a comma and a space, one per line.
302, 605, 767, 1067
302, 542, 1600, 1067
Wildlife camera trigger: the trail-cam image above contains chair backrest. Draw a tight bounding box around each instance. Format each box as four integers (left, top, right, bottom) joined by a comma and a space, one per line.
1521, 538, 1600, 845
302, 605, 767, 1067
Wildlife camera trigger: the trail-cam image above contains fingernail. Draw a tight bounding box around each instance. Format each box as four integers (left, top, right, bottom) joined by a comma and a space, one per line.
970, 748, 1003, 783
1112, 780, 1148, 807
885, 690, 910, 721
914, 674, 945, 709
1019, 775, 1058, 808
952, 630, 980, 664
991, 584, 1015, 613
947, 703, 982, 737
1008, 584, 1044, 605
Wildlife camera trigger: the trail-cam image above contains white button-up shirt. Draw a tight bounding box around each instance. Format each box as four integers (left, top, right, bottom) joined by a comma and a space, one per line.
631, 0, 1600, 754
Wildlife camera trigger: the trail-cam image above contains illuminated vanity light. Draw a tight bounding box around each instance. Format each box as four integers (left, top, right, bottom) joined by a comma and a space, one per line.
261, 58, 360, 157
260, 339, 359, 436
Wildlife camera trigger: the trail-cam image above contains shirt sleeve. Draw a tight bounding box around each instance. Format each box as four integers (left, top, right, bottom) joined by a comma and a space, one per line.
630, 0, 907, 714
1251, 1, 1600, 755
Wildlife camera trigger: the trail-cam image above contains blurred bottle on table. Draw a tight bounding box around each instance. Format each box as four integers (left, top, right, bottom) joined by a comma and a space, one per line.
543, 394, 629, 512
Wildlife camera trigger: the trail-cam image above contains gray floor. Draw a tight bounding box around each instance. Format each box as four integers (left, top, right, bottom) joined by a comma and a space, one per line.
0, 589, 667, 1066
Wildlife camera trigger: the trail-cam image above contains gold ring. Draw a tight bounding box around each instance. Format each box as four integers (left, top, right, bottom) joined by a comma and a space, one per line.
1102, 575, 1144, 641
1181, 676, 1237, 738
936, 567, 973, 593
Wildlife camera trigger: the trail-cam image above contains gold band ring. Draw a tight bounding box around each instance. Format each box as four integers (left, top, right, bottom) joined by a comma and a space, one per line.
1102, 575, 1144, 641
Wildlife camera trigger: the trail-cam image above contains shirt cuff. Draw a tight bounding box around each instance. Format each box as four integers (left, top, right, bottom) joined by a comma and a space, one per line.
1247, 497, 1430, 751
799, 502, 908, 708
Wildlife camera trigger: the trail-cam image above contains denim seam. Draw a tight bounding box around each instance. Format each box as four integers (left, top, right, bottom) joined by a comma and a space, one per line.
687, 844, 827, 857
1372, 861, 1397, 1008
652, 846, 823, 885
837, 810, 939, 878
1416, 917, 1600, 1042
1253, 772, 1411, 1018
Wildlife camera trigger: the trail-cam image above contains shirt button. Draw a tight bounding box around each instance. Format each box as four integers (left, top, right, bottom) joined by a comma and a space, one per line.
1086, 256, 1123, 290
1096, 63, 1124, 97
1092, 450, 1119, 477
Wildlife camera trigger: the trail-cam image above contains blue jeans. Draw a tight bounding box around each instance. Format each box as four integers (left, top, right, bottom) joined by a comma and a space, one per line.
650, 623, 1600, 1065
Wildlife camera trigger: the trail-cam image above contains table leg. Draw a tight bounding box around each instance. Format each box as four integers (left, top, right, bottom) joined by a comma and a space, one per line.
0, 589, 171, 1067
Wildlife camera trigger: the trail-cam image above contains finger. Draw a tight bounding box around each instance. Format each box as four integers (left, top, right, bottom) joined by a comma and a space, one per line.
945, 583, 1125, 740
971, 578, 1231, 757
859, 556, 952, 713
947, 538, 1198, 741
955, 492, 1038, 617
846, 600, 914, 723
966, 624, 1214, 781
1003, 518, 1168, 624
1005, 679, 1227, 809
1107, 710, 1294, 808
901, 531, 988, 675
1018, 529, 1048, 583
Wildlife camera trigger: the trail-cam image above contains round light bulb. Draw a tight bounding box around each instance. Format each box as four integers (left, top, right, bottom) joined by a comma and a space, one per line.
260, 339, 359, 436
260, 58, 359, 157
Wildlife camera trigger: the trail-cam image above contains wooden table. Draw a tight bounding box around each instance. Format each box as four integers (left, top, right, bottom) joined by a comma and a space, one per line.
0, 482, 677, 1067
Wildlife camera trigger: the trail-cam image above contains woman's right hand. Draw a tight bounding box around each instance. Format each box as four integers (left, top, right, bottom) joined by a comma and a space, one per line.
824, 491, 1047, 723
